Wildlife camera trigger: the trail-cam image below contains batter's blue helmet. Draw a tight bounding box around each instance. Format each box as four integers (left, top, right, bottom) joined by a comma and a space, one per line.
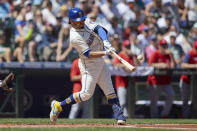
68, 8, 86, 21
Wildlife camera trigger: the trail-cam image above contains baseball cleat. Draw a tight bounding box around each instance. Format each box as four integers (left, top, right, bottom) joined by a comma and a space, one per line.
112, 104, 126, 125
50, 100, 62, 123
117, 120, 126, 125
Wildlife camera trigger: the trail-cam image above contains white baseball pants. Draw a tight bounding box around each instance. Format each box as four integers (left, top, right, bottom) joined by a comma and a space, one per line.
78, 58, 116, 101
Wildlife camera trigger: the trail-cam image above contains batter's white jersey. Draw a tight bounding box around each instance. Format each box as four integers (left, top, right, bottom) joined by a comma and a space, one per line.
70, 18, 103, 60
69, 18, 116, 102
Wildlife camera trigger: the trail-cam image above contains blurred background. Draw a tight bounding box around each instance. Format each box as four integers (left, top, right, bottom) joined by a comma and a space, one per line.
0, 0, 197, 119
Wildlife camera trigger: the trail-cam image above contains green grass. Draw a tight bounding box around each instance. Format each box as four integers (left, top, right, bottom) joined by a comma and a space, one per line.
0, 127, 178, 131
0, 118, 197, 124
0, 127, 180, 131
0, 118, 196, 131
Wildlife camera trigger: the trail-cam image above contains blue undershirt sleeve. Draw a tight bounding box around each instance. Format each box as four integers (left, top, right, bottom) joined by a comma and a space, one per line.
83, 49, 91, 58
94, 25, 108, 41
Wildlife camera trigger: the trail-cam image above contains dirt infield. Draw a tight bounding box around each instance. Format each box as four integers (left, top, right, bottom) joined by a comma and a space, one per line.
0, 124, 197, 130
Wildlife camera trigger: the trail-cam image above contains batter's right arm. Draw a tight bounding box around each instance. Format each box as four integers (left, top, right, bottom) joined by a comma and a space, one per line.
88, 50, 112, 58
71, 38, 110, 59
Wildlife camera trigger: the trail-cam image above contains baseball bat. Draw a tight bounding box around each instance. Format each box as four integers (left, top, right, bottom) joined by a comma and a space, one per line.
111, 51, 136, 72
91, 30, 136, 72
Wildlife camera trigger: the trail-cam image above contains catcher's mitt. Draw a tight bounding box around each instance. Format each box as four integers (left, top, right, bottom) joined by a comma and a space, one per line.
0, 73, 15, 93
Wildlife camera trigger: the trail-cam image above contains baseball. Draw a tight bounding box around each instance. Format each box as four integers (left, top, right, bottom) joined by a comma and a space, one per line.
137, 55, 143, 61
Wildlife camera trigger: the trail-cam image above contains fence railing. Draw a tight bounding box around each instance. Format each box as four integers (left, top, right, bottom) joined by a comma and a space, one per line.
0, 62, 196, 118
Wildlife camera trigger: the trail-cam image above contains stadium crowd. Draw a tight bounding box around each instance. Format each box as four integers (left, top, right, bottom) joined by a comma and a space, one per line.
0, 0, 197, 118
0, 0, 196, 63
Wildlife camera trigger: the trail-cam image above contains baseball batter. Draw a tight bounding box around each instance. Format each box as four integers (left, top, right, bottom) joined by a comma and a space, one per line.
50, 8, 126, 125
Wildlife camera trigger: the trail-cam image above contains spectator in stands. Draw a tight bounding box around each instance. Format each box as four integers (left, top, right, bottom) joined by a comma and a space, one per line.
113, 39, 139, 118
22, 0, 39, 62
88, 11, 97, 22
145, 0, 162, 17
51, 0, 61, 15
69, 58, 90, 119
129, 33, 145, 64
180, 41, 197, 118
147, 22, 158, 36
41, 0, 48, 9
33, 0, 43, 11
54, 14, 62, 38
26, 19, 37, 62
137, 24, 149, 48
0, 30, 11, 62
78, 0, 90, 15
168, 32, 185, 67
65, 0, 75, 10
87, 0, 95, 11
27, 9, 45, 62
123, 20, 139, 40
27, 9, 44, 62
59, 3, 69, 25
161, 0, 181, 31
110, 17, 123, 39
188, 23, 197, 46
181, 0, 197, 28
24, 0, 33, 23
177, 0, 185, 18
41, 1, 56, 26
0, 0, 11, 19
147, 39, 176, 118
156, 9, 171, 35
100, 0, 120, 22
13, 8, 28, 62
145, 34, 157, 60
116, 0, 136, 28
56, 24, 72, 62
147, 11, 160, 34
38, 22, 57, 61
164, 24, 192, 54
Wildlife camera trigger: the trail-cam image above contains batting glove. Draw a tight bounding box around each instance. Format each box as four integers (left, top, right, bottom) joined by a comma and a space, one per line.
103, 40, 112, 49
103, 40, 116, 52
104, 48, 115, 55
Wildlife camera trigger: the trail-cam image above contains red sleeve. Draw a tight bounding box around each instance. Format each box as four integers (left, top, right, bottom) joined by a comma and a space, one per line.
70, 59, 79, 78
148, 51, 157, 65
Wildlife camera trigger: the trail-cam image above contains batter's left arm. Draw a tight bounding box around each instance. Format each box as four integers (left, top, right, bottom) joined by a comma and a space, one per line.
93, 25, 115, 51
